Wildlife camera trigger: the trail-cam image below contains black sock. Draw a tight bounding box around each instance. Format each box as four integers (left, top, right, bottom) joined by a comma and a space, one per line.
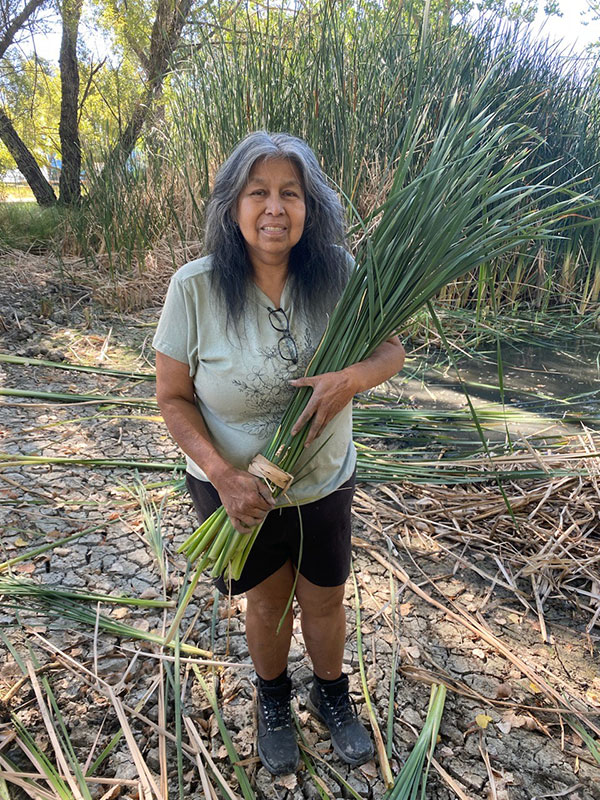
257, 668, 288, 688
313, 671, 343, 686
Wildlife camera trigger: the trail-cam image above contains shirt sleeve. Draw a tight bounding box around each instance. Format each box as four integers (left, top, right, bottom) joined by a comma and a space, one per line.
152, 275, 199, 376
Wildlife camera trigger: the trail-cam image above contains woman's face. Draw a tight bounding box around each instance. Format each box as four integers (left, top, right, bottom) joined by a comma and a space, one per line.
235, 157, 306, 271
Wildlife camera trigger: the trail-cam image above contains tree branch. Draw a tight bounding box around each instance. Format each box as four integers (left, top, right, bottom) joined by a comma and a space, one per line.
100, 0, 195, 174
0, 0, 46, 60
78, 56, 106, 124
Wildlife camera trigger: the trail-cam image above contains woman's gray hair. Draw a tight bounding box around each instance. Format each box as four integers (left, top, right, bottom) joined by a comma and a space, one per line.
204, 131, 349, 326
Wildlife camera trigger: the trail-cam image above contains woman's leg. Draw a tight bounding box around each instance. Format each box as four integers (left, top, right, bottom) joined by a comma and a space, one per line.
295, 573, 373, 766
245, 560, 296, 679
245, 561, 299, 775
294, 575, 346, 679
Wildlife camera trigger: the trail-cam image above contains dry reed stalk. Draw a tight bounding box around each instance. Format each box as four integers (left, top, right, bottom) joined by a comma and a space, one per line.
400, 665, 576, 716
0, 761, 56, 800
183, 717, 241, 800
24, 631, 243, 798
531, 574, 550, 644
429, 757, 475, 800
186, 733, 217, 800
351, 538, 600, 740
478, 733, 498, 800
25, 662, 88, 800
0, 661, 61, 704
118, 647, 254, 669
357, 438, 600, 628
0, 772, 138, 787
157, 662, 168, 800
351, 568, 394, 788
104, 686, 162, 800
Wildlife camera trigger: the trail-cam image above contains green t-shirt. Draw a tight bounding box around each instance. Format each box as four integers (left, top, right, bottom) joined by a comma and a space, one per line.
152, 255, 356, 505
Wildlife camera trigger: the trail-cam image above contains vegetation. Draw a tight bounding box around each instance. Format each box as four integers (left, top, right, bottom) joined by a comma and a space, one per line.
1, 181, 33, 200
0, 1, 598, 311
0, 0, 194, 204
1, 6, 599, 793
0, 200, 63, 250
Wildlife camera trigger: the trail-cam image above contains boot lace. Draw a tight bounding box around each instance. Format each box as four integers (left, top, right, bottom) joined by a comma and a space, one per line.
322, 690, 357, 729
260, 691, 292, 733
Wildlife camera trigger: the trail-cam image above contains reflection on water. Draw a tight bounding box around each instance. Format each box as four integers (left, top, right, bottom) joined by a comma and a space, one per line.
388, 340, 600, 445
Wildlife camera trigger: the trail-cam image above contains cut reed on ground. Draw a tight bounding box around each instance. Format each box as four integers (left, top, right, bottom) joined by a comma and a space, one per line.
385, 684, 447, 800
0, 579, 211, 657
176, 61, 595, 597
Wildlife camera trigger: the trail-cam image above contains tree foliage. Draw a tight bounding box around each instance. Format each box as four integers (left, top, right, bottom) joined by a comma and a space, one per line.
1, 0, 198, 203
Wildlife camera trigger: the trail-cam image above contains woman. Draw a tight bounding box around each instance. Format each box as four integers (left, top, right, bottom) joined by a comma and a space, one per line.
153, 132, 405, 776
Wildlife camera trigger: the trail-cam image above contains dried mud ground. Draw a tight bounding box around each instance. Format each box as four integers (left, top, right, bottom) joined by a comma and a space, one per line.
0, 256, 599, 800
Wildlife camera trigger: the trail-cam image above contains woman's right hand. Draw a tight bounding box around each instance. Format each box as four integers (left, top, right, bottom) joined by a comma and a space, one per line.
156, 353, 275, 535
211, 466, 276, 534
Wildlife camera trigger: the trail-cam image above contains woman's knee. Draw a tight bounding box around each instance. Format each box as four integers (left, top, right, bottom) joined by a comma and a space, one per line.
295, 580, 345, 619
246, 591, 291, 626
245, 564, 295, 626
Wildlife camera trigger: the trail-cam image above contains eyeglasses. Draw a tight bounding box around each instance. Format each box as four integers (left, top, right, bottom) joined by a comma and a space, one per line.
268, 306, 298, 365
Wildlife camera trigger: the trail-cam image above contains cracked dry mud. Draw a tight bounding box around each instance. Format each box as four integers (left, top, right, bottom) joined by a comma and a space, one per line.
0, 256, 599, 799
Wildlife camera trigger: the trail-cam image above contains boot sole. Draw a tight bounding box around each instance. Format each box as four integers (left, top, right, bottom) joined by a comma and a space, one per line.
305, 695, 374, 767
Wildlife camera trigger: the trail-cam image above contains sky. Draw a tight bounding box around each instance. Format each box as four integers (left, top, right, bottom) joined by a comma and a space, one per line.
531, 0, 599, 51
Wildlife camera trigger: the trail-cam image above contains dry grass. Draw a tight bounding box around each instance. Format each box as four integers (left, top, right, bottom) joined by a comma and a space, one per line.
0, 248, 199, 312
59, 243, 202, 312
354, 431, 600, 636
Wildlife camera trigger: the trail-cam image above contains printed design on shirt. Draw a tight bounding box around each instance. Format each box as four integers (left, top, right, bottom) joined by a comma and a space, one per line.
232, 326, 315, 438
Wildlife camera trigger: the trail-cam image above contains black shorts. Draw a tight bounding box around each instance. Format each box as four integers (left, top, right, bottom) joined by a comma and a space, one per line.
185, 471, 356, 595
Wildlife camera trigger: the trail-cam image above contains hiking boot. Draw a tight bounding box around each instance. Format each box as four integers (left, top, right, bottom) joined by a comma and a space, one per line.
256, 676, 299, 775
307, 674, 374, 766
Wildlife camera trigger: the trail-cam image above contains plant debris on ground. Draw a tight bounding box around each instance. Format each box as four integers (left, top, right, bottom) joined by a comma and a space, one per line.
1, 256, 599, 799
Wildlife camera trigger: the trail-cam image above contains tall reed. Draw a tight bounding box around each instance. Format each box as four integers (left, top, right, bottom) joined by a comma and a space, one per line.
65, 0, 599, 309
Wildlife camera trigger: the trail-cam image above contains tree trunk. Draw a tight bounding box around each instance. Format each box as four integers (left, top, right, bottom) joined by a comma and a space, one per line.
107, 88, 155, 168
101, 0, 194, 175
58, 0, 82, 205
0, 109, 56, 205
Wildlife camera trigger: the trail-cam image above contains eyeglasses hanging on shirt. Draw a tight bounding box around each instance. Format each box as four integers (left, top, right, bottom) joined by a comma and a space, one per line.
267, 307, 299, 365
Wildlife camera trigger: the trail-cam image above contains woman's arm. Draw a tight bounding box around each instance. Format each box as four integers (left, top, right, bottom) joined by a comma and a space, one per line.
290, 336, 406, 446
156, 352, 274, 533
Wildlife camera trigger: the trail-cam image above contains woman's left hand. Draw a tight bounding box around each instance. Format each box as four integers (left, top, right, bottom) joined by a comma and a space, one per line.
289, 337, 406, 446
289, 370, 357, 446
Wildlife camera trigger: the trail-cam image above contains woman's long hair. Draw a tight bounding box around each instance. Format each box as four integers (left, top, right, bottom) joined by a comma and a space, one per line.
204, 132, 350, 327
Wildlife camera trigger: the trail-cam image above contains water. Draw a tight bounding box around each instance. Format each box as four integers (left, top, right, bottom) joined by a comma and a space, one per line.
388, 339, 600, 444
